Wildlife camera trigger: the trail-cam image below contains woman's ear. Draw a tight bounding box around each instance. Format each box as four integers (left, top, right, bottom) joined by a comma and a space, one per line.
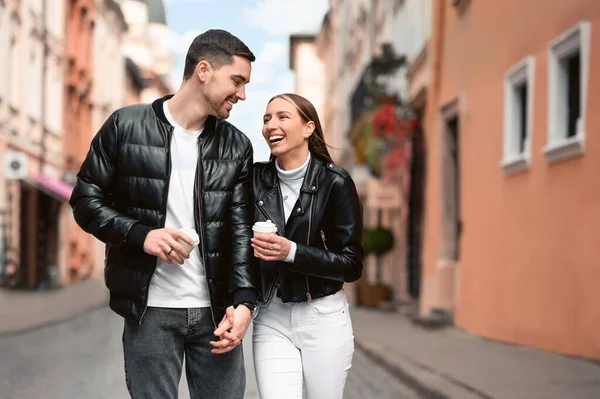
304, 121, 315, 139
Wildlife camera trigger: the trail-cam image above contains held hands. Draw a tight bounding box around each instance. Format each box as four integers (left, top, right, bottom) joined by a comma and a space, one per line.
210, 305, 252, 355
143, 228, 194, 265
251, 233, 291, 261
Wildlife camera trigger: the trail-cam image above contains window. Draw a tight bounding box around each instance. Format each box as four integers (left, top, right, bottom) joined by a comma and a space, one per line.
543, 21, 591, 164
501, 56, 534, 175
9, 34, 19, 110
453, 0, 471, 14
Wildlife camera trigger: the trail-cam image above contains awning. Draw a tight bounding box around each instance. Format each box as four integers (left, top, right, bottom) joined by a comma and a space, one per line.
23, 174, 74, 202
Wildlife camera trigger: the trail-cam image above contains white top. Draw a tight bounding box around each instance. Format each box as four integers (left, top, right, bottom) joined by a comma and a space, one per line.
147, 101, 211, 308
276, 153, 311, 263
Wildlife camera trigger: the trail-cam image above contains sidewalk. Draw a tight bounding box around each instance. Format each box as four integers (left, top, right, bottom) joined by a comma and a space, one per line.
0, 277, 108, 336
351, 307, 600, 399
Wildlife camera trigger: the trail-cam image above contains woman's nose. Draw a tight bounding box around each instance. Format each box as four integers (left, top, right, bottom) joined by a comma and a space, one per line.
265, 119, 277, 130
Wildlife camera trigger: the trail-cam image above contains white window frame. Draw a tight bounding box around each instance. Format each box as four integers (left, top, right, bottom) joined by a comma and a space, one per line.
543, 21, 591, 164
501, 56, 534, 175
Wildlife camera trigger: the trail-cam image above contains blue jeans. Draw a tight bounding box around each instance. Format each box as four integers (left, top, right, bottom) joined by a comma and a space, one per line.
122, 307, 245, 399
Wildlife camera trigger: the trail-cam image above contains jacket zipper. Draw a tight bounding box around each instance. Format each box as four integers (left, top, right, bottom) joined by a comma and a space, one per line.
139, 128, 173, 325
320, 230, 329, 250
255, 202, 283, 304
262, 277, 279, 305
196, 138, 217, 328
305, 196, 314, 302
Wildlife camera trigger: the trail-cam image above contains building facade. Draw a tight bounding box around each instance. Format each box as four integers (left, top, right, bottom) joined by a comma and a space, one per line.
64, 0, 97, 283
0, 0, 70, 288
120, 0, 173, 102
291, 0, 429, 307
0, 0, 174, 289
289, 35, 325, 136
418, 0, 600, 358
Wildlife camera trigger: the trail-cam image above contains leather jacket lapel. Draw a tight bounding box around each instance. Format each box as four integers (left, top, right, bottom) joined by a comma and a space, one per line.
256, 187, 285, 236
256, 162, 285, 235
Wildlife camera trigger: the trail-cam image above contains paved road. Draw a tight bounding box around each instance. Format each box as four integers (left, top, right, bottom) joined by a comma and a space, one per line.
0, 307, 420, 398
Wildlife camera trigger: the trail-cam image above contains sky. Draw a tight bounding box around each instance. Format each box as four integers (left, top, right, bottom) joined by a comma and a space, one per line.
165, 0, 329, 162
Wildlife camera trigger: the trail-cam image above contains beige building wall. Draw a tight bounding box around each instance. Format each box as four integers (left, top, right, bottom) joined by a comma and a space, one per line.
0, 0, 68, 286
289, 36, 325, 136
120, 0, 173, 102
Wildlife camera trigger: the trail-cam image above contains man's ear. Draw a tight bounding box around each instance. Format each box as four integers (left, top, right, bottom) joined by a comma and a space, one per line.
196, 61, 211, 83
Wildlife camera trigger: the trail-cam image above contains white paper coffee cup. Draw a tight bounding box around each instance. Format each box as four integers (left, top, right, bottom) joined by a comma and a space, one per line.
177, 227, 200, 256
252, 220, 277, 256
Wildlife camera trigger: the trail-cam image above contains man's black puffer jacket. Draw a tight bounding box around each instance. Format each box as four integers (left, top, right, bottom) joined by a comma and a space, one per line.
69, 95, 257, 325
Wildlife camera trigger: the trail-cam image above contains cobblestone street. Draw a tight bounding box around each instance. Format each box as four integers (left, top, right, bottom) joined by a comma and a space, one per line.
0, 307, 419, 399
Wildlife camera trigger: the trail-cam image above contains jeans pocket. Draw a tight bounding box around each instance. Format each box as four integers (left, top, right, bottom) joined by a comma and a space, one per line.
311, 291, 347, 316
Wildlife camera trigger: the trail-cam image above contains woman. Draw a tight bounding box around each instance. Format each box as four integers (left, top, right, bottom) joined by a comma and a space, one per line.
250, 93, 364, 399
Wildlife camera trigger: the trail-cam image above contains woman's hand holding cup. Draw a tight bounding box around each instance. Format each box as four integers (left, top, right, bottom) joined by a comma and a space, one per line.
251, 229, 291, 262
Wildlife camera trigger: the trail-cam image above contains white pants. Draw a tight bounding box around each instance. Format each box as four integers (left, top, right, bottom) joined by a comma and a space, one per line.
252, 289, 354, 399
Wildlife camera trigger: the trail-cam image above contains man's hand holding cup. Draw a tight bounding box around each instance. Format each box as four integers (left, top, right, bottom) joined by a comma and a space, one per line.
143, 227, 199, 264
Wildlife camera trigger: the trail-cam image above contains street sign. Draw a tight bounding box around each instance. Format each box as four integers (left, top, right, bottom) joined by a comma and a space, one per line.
366, 178, 403, 209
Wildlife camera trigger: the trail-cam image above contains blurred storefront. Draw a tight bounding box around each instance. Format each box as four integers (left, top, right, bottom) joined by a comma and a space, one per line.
290, 0, 432, 308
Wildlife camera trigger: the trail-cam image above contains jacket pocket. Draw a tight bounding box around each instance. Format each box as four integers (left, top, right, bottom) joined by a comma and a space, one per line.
320, 230, 329, 250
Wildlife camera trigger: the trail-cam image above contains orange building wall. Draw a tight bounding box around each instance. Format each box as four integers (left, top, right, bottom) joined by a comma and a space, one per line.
64, 0, 96, 282
422, 0, 600, 358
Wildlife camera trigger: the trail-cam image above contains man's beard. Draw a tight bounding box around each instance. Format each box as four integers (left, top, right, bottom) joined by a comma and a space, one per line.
205, 98, 228, 119
204, 80, 230, 119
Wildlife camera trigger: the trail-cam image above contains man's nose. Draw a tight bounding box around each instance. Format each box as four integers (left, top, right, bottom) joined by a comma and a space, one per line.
237, 86, 247, 101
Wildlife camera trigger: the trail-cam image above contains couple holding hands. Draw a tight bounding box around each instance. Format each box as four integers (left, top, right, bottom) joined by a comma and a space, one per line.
70, 29, 363, 399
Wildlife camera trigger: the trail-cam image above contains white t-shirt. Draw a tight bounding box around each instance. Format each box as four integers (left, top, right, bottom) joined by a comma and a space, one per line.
147, 101, 211, 308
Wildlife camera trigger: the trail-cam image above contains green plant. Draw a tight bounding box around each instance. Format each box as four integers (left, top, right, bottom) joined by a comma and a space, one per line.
364, 136, 386, 177
363, 226, 394, 256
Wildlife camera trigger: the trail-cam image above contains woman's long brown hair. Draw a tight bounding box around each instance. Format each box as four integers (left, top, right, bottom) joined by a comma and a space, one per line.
268, 93, 333, 163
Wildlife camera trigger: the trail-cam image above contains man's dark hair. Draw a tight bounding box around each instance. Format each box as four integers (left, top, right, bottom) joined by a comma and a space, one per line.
183, 29, 255, 80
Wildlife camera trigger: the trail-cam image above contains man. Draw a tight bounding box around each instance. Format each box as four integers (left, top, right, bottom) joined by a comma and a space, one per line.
69, 30, 258, 399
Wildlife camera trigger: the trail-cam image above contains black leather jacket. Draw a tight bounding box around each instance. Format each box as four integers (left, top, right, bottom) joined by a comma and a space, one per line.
69, 95, 257, 325
252, 155, 364, 304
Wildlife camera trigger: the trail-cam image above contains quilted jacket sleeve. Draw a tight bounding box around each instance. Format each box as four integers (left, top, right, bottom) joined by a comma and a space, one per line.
228, 142, 259, 306
69, 112, 151, 250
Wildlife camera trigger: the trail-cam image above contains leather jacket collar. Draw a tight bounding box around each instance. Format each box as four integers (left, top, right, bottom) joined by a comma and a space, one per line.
151, 95, 217, 140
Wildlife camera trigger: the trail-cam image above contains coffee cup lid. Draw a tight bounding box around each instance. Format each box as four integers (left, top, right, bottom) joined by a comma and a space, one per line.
179, 227, 200, 245
253, 220, 277, 233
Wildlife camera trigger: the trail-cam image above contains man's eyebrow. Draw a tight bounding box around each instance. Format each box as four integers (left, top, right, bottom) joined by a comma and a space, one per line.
232, 74, 249, 83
